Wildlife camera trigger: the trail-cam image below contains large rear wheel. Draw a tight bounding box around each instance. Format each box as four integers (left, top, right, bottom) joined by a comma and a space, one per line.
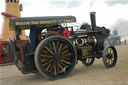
35, 35, 77, 79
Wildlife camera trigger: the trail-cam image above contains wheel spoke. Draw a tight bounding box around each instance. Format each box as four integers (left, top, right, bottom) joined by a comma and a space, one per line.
61, 60, 71, 65
54, 63, 57, 75
46, 63, 52, 71
56, 63, 60, 74
49, 42, 53, 51
62, 57, 70, 60
49, 61, 55, 73
60, 62, 67, 67
109, 48, 111, 53
110, 59, 113, 64
63, 53, 72, 57
112, 57, 114, 61
56, 41, 60, 50
42, 59, 54, 66
52, 42, 57, 54
111, 52, 114, 57
107, 59, 110, 64
57, 63, 63, 71
110, 49, 113, 54
108, 59, 111, 64
61, 45, 68, 51
41, 54, 53, 58
63, 49, 69, 54
106, 54, 110, 59
42, 50, 49, 54
107, 59, 109, 63
44, 46, 54, 55
58, 43, 63, 53
41, 58, 49, 62
58, 63, 66, 73
107, 49, 109, 54
107, 48, 111, 54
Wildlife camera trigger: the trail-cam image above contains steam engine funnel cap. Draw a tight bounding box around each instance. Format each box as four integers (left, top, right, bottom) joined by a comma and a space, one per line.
90, 11, 96, 14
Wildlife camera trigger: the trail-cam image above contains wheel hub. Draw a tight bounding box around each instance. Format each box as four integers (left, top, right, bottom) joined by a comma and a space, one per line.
54, 53, 62, 62
107, 54, 113, 59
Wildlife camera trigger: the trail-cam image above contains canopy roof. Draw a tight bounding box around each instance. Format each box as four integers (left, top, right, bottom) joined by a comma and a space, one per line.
9, 16, 76, 30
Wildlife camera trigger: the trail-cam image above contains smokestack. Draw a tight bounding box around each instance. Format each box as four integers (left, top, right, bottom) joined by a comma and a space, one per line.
90, 12, 96, 30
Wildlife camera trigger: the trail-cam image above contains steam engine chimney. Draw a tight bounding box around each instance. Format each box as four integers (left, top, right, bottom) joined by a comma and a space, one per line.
90, 12, 96, 31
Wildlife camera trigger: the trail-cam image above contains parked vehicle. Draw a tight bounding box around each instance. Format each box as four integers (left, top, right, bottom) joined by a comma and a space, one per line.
8, 12, 117, 79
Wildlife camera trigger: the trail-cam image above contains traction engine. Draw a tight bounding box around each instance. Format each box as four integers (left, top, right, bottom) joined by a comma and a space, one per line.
8, 12, 117, 79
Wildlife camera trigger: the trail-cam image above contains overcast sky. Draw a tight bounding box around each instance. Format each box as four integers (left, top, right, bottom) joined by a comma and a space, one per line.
0, 0, 128, 39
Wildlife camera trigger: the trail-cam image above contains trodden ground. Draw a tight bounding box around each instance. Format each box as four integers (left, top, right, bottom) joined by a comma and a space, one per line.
0, 45, 128, 85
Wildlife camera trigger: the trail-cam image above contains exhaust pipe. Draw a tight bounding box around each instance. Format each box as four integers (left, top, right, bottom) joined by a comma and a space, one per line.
90, 12, 96, 31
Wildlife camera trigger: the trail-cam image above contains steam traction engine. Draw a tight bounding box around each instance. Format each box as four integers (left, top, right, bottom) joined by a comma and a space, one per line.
9, 12, 117, 79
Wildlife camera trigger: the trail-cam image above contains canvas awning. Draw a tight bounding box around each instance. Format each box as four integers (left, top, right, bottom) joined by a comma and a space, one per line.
9, 16, 76, 30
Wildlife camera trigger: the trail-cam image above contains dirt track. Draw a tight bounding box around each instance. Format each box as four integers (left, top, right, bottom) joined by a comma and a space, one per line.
0, 45, 128, 85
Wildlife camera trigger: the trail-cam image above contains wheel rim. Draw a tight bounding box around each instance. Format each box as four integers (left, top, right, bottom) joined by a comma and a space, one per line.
35, 36, 76, 79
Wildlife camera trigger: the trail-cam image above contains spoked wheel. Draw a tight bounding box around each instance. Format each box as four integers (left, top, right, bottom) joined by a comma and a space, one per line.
102, 46, 117, 68
35, 35, 77, 79
81, 57, 95, 66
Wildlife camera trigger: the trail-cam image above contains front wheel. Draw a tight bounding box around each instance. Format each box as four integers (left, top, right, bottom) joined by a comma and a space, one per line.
102, 46, 117, 68
34, 35, 77, 79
